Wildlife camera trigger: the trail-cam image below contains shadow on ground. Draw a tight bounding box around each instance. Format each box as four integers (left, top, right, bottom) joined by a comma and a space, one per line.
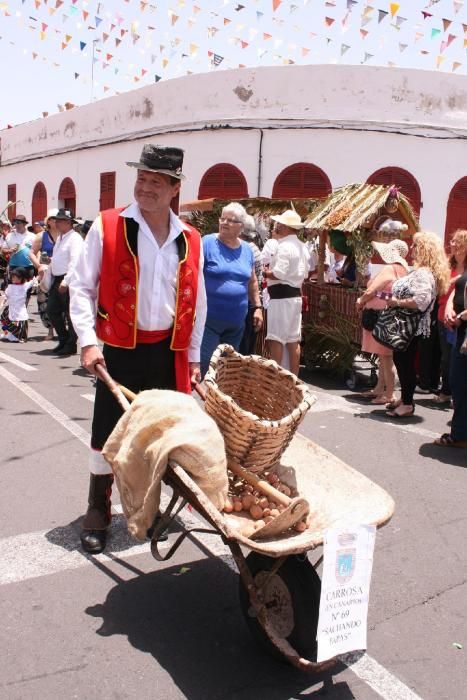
419, 443, 467, 468
84, 555, 355, 700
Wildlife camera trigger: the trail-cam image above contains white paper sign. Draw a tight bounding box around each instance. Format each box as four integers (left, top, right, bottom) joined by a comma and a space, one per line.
316, 524, 376, 662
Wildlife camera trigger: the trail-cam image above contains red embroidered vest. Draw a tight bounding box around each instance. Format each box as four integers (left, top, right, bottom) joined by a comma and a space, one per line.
96, 207, 201, 350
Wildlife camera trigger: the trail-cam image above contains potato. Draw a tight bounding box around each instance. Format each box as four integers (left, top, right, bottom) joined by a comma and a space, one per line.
241, 522, 256, 538
233, 500, 243, 512
254, 519, 265, 530
262, 508, 271, 518
280, 485, 291, 497
264, 515, 274, 524
269, 509, 280, 518
250, 504, 263, 520
294, 520, 307, 533
258, 497, 269, 509
268, 502, 277, 510
244, 484, 254, 493
241, 494, 254, 510
268, 473, 279, 484
223, 499, 233, 513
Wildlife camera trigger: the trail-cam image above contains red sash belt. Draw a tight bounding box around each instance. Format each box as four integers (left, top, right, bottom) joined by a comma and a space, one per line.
136, 328, 190, 394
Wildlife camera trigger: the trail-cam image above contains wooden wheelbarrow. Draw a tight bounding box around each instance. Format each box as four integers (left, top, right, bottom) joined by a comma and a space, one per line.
96, 365, 395, 672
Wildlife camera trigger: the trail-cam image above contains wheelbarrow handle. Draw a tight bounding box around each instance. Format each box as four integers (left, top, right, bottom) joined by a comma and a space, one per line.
95, 363, 132, 412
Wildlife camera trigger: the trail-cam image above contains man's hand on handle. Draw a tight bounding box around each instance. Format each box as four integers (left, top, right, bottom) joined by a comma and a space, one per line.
189, 362, 201, 386
81, 345, 105, 375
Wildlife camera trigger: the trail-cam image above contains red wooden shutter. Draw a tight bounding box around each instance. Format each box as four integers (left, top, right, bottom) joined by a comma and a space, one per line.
367, 167, 421, 214
7, 184, 16, 220
58, 177, 76, 215
99, 171, 116, 211
31, 182, 47, 223
272, 163, 332, 199
444, 177, 467, 247
198, 164, 248, 199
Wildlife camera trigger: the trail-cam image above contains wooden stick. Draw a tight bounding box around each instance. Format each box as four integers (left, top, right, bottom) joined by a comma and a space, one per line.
95, 364, 132, 412
118, 384, 137, 402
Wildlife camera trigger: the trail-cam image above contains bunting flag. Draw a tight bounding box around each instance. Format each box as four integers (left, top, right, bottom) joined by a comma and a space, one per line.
1, 0, 466, 124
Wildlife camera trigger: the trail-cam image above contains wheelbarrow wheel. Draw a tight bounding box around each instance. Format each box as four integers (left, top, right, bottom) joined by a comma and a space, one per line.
238, 552, 321, 662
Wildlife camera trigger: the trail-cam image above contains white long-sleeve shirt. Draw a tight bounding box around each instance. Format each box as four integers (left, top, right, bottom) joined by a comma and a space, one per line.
69, 203, 207, 362
268, 234, 310, 289
50, 229, 84, 284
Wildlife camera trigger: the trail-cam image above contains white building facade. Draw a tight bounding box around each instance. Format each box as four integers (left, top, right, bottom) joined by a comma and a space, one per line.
1, 64, 466, 243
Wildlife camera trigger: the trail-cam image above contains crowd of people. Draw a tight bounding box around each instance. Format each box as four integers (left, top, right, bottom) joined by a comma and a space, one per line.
0, 142, 466, 554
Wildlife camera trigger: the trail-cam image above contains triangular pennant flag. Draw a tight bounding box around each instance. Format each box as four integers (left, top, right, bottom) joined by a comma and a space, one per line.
452, 61, 462, 71
340, 43, 350, 55
213, 53, 224, 65
48, 7, 55, 14
102, 32, 109, 42
399, 43, 407, 52
263, 32, 272, 39
389, 3, 399, 18
80, 41, 86, 50
104, 86, 110, 92
447, 33, 457, 47
65, 34, 72, 42
141, 68, 147, 76
39, 31, 46, 40
61, 41, 67, 49
436, 54, 446, 69
431, 28, 441, 39
155, 75, 162, 82
41, 22, 48, 31
414, 32, 423, 42
422, 11, 432, 19
378, 9, 388, 23
363, 52, 373, 63
442, 18, 452, 32
83, 10, 88, 21
395, 16, 406, 28
256, 11, 263, 20
32, 52, 38, 59
361, 16, 372, 27
360, 28, 369, 38
453, 1, 463, 13
301, 47, 310, 57
324, 17, 334, 27
95, 16, 102, 27
193, 5, 201, 13
162, 58, 169, 67
106, 53, 113, 61
440, 40, 448, 53
115, 38, 121, 46
189, 43, 198, 55
74, 72, 79, 79
241, 40, 248, 48
463, 23, 467, 33
56, 0, 63, 7
272, 0, 282, 11
224, 17, 231, 25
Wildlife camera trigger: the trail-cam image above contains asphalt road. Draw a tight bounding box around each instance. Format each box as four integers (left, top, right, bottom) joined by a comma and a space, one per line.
0, 311, 466, 700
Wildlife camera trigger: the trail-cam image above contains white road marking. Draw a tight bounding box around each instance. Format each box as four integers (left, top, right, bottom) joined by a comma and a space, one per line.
0, 364, 425, 700
0, 364, 90, 446
341, 652, 423, 700
0, 350, 37, 372
81, 393, 95, 402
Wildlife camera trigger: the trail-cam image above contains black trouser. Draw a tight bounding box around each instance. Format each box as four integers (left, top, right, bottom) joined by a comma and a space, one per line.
416, 305, 441, 391
91, 340, 176, 450
239, 306, 258, 355
46, 275, 77, 347
393, 337, 419, 405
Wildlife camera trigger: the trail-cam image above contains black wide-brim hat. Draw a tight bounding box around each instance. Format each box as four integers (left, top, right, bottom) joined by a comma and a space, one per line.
55, 208, 77, 224
126, 144, 185, 180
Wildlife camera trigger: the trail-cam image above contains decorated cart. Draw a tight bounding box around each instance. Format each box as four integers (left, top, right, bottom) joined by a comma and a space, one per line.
301, 183, 419, 375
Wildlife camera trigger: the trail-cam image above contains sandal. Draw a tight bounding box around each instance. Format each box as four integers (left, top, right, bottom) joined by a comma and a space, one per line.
385, 398, 401, 410
357, 390, 382, 399
433, 433, 467, 448
431, 394, 451, 405
370, 395, 392, 405
386, 403, 415, 418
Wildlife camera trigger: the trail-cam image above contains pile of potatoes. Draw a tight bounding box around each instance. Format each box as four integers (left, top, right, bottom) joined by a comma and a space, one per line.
222, 471, 309, 538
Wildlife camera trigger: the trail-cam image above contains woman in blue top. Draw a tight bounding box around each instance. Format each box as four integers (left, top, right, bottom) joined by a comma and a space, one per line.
201, 202, 263, 377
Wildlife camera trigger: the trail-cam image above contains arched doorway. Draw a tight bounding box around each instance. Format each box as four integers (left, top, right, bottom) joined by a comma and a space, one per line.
58, 177, 76, 215
366, 167, 421, 215
272, 163, 332, 199
444, 177, 467, 247
198, 164, 248, 199
31, 182, 47, 223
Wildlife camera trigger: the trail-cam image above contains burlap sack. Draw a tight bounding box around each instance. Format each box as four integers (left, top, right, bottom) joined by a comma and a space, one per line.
102, 389, 229, 540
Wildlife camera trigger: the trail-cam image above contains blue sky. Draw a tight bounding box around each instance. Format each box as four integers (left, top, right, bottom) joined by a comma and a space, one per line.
1, 0, 466, 128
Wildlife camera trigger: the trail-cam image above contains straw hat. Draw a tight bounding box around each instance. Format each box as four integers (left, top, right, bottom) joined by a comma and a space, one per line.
270, 209, 304, 230
372, 239, 409, 270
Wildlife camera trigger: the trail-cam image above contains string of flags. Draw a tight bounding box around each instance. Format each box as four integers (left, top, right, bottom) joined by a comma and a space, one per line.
0, 0, 466, 116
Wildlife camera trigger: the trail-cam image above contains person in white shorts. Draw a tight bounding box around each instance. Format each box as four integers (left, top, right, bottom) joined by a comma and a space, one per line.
262, 210, 309, 375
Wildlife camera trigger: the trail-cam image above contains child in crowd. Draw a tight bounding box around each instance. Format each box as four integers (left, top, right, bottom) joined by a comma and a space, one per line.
1, 267, 34, 342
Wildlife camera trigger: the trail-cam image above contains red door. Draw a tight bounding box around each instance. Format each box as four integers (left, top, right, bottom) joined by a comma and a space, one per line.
99, 172, 116, 211
31, 182, 47, 223
58, 177, 76, 215
444, 177, 467, 247
198, 164, 248, 199
272, 163, 331, 199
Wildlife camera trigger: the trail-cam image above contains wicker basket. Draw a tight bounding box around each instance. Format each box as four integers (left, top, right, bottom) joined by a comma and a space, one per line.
204, 345, 316, 474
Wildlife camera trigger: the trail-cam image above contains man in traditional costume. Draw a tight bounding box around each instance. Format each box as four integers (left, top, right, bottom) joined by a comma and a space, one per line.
70, 144, 207, 554
262, 209, 309, 376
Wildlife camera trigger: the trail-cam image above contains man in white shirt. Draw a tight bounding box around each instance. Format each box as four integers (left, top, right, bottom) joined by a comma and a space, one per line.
69, 144, 207, 554
262, 210, 309, 376
46, 209, 83, 356
5, 214, 36, 280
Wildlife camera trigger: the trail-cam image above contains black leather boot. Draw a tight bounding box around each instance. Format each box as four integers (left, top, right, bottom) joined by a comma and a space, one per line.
80, 474, 114, 554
